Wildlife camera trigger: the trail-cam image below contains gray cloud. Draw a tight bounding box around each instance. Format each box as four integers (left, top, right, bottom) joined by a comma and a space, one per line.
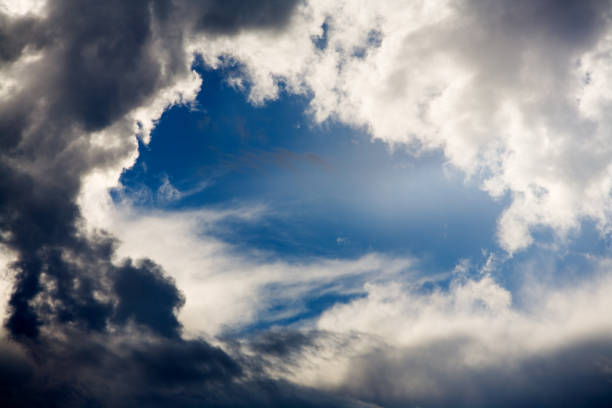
247, 329, 612, 408
0, 13, 46, 65
0, 0, 353, 407
188, 0, 301, 35
345, 336, 612, 407
0, 0, 300, 339
0, 331, 368, 408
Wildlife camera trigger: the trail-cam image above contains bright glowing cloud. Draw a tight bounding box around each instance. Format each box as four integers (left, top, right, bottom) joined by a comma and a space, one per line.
193, 0, 612, 253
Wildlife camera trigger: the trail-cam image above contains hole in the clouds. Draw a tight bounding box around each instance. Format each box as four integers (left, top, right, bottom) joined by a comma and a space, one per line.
192, 54, 247, 91
367, 29, 383, 47
351, 29, 383, 59
529, 225, 558, 245
311, 19, 329, 50
116, 65, 504, 269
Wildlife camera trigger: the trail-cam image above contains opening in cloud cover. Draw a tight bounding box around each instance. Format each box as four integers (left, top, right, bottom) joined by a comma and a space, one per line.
1, 0, 612, 407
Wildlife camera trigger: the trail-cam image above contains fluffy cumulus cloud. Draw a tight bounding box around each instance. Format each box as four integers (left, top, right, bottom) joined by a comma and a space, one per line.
2, 0, 612, 407
195, 0, 612, 253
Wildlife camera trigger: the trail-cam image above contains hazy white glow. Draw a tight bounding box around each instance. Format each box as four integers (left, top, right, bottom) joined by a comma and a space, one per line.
0, 0, 46, 16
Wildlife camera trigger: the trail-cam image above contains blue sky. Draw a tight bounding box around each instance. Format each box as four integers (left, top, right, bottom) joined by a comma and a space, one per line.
115, 64, 612, 325
113, 65, 509, 330
118, 65, 505, 267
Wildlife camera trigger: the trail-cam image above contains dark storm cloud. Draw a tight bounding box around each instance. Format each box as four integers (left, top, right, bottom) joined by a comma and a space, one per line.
0, 332, 366, 408
0, 13, 47, 64
447, 0, 612, 88
0, 0, 302, 340
464, 0, 612, 47
50, 0, 169, 131
250, 328, 317, 358
334, 335, 612, 408
0, 0, 356, 407
188, 0, 301, 35
244, 329, 612, 408
112, 259, 185, 338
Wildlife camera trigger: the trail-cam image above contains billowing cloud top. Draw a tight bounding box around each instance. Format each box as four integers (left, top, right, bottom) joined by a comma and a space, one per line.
194, 0, 612, 253
1, 0, 612, 407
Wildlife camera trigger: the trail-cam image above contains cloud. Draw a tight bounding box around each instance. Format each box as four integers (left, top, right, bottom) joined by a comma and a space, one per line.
84, 199, 414, 336
0, 0, 202, 339
0, 0, 306, 336
193, 0, 612, 253
157, 175, 183, 203
81, 190, 612, 407
0, 329, 375, 408
244, 265, 612, 407
187, 0, 300, 36
0, 0, 366, 406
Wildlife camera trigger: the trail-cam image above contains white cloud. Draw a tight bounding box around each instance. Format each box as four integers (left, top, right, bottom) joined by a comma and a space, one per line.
0, 0, 46, 16
251, 264, 612, 400
156, 175, 182, 203
80, 187, 414, 337
189, 0, 612, 253
0, 246, 17, 334
79, 174, 612, 401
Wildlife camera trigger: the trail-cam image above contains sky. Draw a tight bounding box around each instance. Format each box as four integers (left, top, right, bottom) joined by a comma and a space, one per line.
1, 1, 612, 407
